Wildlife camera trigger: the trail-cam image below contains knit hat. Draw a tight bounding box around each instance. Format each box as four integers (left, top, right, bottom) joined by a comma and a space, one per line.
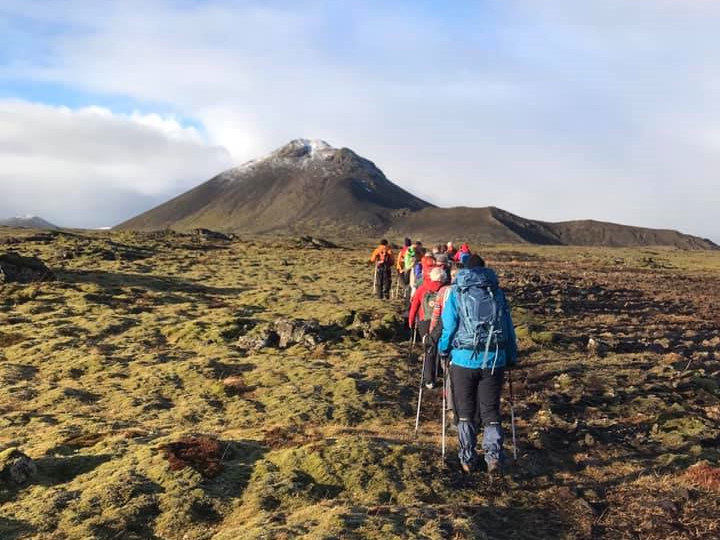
429, 267, 446, 282
435, 253, 449, 265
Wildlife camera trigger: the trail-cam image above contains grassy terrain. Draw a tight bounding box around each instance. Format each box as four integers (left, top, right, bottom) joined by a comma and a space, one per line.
1, 229, 719, 539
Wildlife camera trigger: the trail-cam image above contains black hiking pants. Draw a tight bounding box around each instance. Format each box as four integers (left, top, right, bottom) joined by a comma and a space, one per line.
417, 320, 438, 385
449, 365, 504, 427
402, 270, 412, 304
375, 263, 391, 299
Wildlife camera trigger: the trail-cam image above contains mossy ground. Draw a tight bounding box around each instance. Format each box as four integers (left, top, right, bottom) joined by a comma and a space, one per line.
1, 229, 719, 539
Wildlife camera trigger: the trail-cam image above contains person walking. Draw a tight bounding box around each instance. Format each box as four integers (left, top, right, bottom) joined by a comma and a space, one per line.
409, 266, 446, 389
369, 239, 394, 299
396, 238, 412, 299
439, 254, 518, 475
453, 243, 471, 263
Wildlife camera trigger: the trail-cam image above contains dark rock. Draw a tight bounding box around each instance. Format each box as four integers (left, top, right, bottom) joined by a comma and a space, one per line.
587, 337, 611, 356
0, 447, 37, 485
192, 228, 232, 242
274, 318, 323, 348
297, 236, 339, 249
237, 327, 280, 351
0, 252, 55, 284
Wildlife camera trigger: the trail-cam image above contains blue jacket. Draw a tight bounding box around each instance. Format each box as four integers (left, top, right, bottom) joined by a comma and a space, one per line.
439, 267, 518, 369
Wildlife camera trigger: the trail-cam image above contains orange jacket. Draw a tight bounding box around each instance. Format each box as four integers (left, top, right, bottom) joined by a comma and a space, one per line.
370, 245, 394, 266
396, 246, 409, 272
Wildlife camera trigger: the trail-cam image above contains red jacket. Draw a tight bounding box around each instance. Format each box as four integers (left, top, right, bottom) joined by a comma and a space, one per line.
409, 278, 444, 328
420, 255, 435, 282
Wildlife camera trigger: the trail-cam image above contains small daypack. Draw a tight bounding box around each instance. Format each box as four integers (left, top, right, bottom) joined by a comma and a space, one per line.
452, 268, 506, 368
404, 248, 416, 271
376, 247, 390, 266
421, 291, 438, 322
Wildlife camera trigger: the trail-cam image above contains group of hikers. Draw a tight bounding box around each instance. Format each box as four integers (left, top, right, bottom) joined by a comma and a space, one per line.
370, 238, 518, 476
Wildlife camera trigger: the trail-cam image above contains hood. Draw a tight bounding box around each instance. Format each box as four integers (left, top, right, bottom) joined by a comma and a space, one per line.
460, 244, 470, 253
426, 279, 443, 292
455, 267, 498, 289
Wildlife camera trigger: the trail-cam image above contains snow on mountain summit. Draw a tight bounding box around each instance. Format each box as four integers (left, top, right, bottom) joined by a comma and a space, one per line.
221, 139, 347, 181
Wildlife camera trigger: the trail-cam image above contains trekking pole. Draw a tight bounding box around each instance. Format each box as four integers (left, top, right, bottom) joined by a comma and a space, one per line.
508, 369, 518, 462
414, 363, 424, 435
372, 265, 378, 296
410, 317, 418, 351
441, 360, 447, 461
394, 275, 400, 300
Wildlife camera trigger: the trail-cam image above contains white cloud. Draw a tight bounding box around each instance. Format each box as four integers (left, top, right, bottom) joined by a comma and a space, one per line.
0, 100, 232, 227
1, 0, 719, 240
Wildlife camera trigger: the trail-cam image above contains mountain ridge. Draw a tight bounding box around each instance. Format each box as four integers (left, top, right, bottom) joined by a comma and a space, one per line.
0, 215, 58, 230
116, 139, 717, 250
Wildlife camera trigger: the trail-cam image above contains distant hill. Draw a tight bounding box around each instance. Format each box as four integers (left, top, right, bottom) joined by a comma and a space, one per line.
391, 207, 716, 250
0, 215, 58, 230
116, 139, 717, 249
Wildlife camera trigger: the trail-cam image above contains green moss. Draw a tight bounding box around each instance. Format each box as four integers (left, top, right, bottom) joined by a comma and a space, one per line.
3, 230, 720, 539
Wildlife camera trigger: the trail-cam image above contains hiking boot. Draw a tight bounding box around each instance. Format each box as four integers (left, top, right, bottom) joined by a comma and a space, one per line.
460, 461, 473, 474
486, 459, 503, 476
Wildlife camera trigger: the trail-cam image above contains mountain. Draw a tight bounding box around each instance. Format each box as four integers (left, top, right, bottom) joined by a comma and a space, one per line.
117, 139, 431, 236
0, 215, 58, 230
117, 139, 717, 249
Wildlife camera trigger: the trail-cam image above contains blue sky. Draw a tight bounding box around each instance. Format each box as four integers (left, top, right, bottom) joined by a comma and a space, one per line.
1, 0, 719, 241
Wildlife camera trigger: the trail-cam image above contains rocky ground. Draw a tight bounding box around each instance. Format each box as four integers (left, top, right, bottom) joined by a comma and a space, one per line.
0, 228, 718, 540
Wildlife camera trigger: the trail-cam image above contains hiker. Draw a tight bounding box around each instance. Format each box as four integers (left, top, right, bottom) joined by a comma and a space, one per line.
396, 238, 413, 300
453, 243, 471, 263
410, 253, 435, 300
446, 242, 457, 260
409, 266, 448, 389
435, 253, 449, 270
400, 242, 417, 303
439, 254, 518, 475
369, 239, 394, 299
429, 265, 457, 416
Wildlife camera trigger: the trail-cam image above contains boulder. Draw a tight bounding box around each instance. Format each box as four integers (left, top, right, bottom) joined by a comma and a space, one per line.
0, 252, 55, 284
297, 236, 339, 249
587, 337, 611, 357
191, 228, 232, 242
274, 318, 322, 348
0, 447, 37, 485
237, 326, 280, 351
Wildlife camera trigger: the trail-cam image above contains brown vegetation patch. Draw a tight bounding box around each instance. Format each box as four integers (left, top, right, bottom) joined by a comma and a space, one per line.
160, 436, 227, 478
263, 425, 325, 450
0, 331, 27, 347
222, 375, 253, 396
62, 432, 107, 448
684, 462, 720, 492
